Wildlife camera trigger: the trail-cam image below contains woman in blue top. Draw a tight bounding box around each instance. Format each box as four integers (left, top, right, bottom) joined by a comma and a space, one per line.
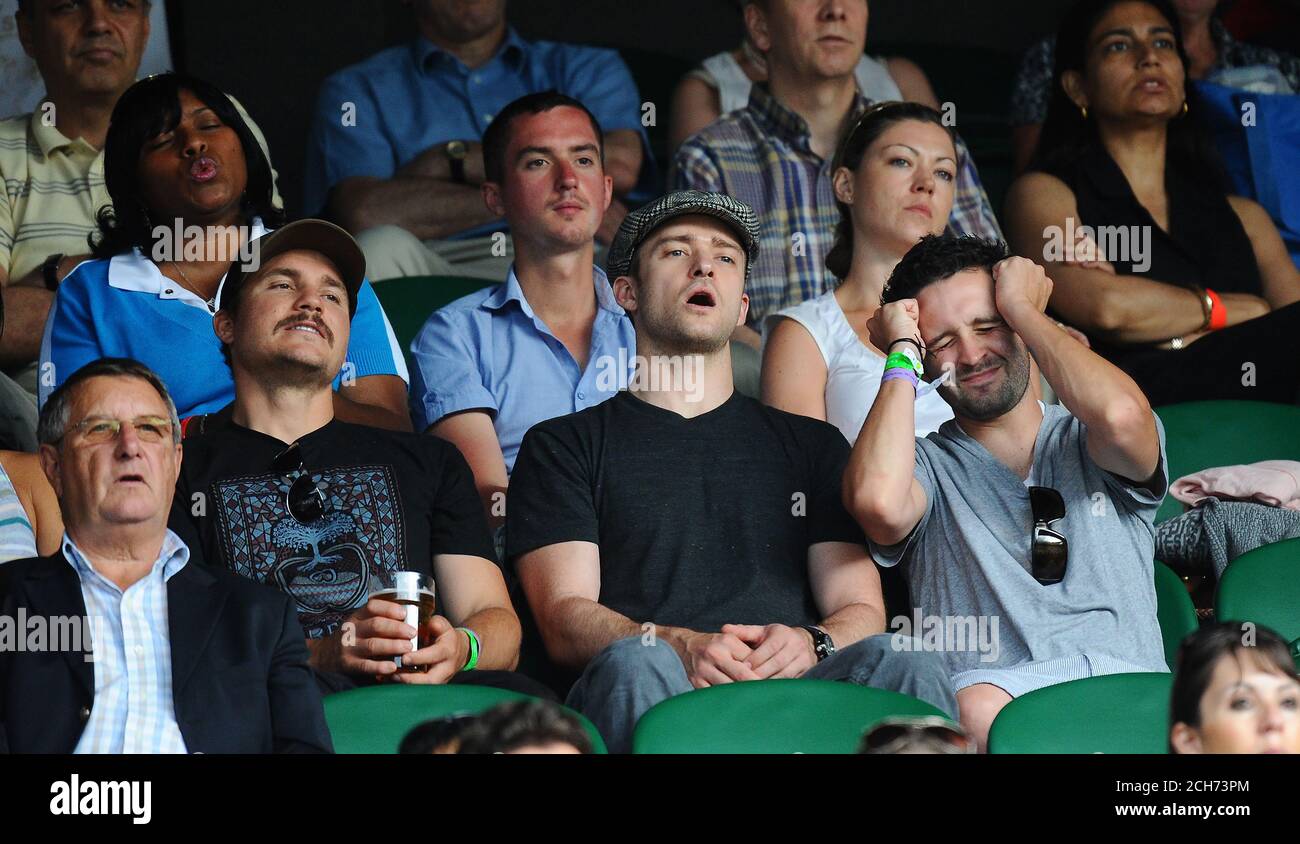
39, 74, 411, 430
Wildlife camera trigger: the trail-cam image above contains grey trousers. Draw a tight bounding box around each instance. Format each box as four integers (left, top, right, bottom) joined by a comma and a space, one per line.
354, 224, 517, 282
0, 369, 37, 452
566, 633, 958, 754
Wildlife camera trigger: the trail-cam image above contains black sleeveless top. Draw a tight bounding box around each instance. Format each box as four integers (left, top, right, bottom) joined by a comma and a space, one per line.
1042, 145, 1263, 364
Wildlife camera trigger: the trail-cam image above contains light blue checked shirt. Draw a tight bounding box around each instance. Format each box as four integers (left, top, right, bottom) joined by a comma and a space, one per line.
66, 530, 190, 754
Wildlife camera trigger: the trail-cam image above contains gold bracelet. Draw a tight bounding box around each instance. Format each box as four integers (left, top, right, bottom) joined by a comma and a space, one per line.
1195, 286, 1213, 331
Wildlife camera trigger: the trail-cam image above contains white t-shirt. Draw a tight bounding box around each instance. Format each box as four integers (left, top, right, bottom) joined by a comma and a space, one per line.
764, 289, 953, 443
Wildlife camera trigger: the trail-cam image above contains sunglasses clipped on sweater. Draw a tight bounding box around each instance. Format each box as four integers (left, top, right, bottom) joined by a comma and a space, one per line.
271, 442, 327, 524
1029, 486, 1068, 585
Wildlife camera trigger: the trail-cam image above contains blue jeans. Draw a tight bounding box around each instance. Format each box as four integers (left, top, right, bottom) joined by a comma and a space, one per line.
566, 633, 957, 754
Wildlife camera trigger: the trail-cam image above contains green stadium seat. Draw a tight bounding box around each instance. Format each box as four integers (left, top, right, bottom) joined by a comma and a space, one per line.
632, 679, 948, 754
1153, 401, 1300, 523
371, 274, 498, 360
987, 672, 1172, 754
1215, 537, 1300, 665
1154, 560, 1199, 669
323, 683, 606, 754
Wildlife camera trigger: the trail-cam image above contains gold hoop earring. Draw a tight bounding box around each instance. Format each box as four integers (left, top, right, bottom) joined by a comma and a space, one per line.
1079, 105, 1088, 120
1182, 101, 1189, 116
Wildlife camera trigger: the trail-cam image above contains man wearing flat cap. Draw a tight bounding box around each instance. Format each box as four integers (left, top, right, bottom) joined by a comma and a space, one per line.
169, 220, 550, 697
506, 190, 957, 752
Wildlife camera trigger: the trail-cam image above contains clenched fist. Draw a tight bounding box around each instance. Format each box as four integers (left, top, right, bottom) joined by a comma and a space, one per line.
867, 298, 922, 354
993, 257, 1053, 318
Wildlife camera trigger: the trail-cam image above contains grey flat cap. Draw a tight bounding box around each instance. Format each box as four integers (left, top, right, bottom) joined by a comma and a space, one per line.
605, 190, 760, 281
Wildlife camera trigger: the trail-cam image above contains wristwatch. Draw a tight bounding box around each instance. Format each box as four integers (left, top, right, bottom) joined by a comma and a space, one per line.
445, 140, 468, 184
42, 253, 64, 291
800, 625, 836, 662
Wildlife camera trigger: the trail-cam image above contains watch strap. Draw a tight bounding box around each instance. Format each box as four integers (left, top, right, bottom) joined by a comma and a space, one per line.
800, 625, 834, 662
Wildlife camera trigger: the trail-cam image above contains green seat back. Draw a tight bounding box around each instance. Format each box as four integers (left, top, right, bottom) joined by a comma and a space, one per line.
1153, 401, 1300, 523
987, 672, 1172, 754
372, 274, 499, 360
323, 683, 606, 754
632, 679, 947, 754
1216, 537, 1300, 663
1154, 560, 1199, 669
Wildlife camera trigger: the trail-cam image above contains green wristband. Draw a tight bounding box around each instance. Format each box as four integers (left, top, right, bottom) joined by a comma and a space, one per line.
884, 351, 922, 375
458, 627, 480, 671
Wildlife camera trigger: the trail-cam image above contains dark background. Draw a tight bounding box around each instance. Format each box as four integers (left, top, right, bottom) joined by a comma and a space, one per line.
170, 0, 1080, 217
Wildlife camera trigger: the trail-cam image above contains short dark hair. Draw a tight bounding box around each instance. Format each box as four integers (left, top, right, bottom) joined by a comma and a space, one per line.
881, 233, 1008, 305
38, 357, 181, 446
1169, 621, 1299, 752
826, 101, 954, 280
92, 72, 284, 259
455, 700, 593, 754
481, 90, 605, 185
398, 714, 477, 754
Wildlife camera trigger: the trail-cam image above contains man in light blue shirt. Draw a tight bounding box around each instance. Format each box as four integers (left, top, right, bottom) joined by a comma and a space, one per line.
409, 92, 635, 530
304, 0, 650, 281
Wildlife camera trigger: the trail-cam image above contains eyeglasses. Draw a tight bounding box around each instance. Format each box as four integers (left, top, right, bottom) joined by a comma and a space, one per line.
1029, 485, 1068, 585
67, 415, 173, 444
271, 442, 327, 524
859, 716, 974, 754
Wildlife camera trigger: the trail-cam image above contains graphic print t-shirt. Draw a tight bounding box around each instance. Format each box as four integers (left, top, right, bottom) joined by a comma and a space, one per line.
170, 419, 496, 638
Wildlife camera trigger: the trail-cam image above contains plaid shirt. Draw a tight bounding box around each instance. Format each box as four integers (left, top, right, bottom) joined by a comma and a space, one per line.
68, 530, 190, 754
673, 84, 1002, 324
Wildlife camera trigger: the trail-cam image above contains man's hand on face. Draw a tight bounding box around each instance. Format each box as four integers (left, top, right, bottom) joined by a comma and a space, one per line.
993, 256, 1054, 319
681, 630, 760, 688
867, 298, 922, 354
728, 623, 819, 680
391, 615, 467, 685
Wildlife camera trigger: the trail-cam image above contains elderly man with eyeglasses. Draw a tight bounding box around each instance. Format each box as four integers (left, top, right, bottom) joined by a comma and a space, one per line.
844, 233, 1170, 752
167, 220, 541, 697
0, 356, 332, 753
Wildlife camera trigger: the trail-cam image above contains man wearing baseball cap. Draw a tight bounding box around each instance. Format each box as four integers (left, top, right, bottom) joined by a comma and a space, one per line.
507, 191, 956, 752
168, 220, 546, 697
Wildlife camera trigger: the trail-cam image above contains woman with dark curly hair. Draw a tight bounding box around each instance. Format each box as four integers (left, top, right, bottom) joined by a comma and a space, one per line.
38, 74, 411, 429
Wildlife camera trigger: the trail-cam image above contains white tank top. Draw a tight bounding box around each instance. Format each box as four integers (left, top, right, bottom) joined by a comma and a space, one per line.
764, 289, 953, 443
697, 50, 905, 115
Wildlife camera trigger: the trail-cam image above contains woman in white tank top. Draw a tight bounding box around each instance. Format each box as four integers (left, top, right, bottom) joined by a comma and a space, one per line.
761, 102, 957, 442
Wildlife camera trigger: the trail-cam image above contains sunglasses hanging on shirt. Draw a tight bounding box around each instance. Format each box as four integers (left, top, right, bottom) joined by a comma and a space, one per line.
1028, 485, 1068, 585
271, 441, 328, 524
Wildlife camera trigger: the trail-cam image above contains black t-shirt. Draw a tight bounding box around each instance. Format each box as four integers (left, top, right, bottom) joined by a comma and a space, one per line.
170, 418, 496, 638
506, 391, 866, 631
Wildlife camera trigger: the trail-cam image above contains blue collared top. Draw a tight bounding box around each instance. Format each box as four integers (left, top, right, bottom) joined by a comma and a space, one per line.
38, 218, 409, 418
408, 264, 635, 473
65, 529, 191, 754
303, 28, 650, 230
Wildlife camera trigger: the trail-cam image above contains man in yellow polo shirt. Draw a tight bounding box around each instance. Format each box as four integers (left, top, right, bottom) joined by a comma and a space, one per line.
0, 0, 279, 450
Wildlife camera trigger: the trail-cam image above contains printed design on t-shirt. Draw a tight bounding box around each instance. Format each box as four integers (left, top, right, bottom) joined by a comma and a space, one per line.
212, 465, 404, 637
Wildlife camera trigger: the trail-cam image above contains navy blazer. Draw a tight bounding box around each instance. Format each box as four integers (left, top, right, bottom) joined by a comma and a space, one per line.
0, 550, 333, 753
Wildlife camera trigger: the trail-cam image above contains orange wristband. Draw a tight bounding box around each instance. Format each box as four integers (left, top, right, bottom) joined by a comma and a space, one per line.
1206, 288, 1227, 331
